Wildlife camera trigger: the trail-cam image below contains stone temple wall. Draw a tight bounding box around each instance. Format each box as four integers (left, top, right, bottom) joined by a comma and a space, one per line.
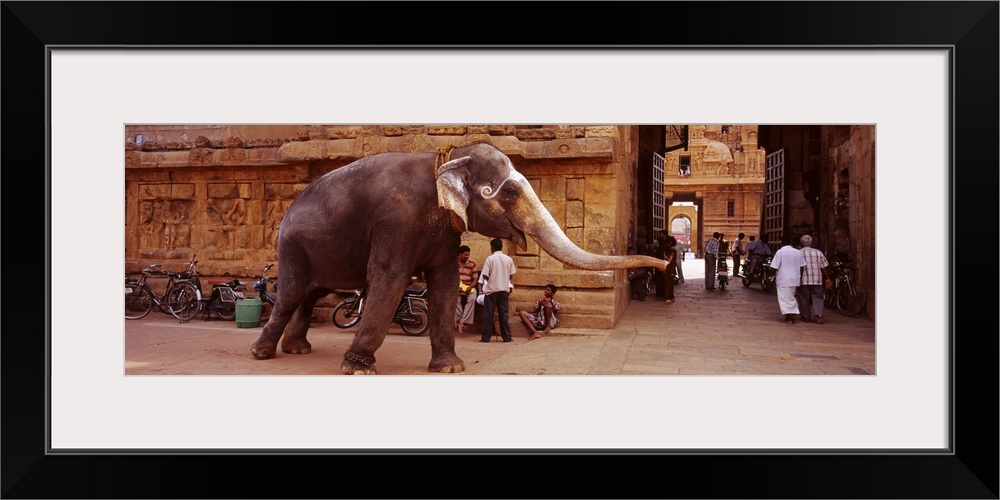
124, 125, 640, 328
663, 125, 766, 252
823, 125, 876, 321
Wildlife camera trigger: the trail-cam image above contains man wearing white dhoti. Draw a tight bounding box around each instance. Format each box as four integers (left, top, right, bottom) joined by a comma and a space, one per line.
769, 237, 807, 324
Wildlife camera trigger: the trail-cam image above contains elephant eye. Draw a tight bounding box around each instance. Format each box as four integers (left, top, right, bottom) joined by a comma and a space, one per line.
501, 184, 519, 198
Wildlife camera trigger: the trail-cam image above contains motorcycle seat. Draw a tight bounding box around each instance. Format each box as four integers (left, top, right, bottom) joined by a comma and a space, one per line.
209, 278, 241, 286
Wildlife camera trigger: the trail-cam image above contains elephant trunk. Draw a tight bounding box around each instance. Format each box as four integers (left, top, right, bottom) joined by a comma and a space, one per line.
520, 201, 667, 271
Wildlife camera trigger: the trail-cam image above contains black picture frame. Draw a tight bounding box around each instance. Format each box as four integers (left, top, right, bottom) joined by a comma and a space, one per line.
3, 2, 997, 498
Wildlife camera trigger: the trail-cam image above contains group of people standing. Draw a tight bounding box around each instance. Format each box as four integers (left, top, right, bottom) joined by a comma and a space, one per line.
702, 231, 772, 288
456, 231, 829, 338
455, 239, 560, 343
703, 231, 745, 290
701, 230, 830, 323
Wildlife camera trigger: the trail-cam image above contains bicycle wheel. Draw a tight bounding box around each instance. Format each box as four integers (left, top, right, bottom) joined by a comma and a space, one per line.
125, 285, 154, 320
837, 284, 867, 317
213, 299, 237, 321
167, 282, 201, 321
332, 299, 361, 328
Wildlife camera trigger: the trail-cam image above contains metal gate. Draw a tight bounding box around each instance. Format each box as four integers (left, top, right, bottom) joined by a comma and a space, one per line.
652, 152, 665, 233
764, 148, 785, 252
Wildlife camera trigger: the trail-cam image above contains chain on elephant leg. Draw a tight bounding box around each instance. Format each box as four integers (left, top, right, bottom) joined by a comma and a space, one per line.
342, 350, 377, 375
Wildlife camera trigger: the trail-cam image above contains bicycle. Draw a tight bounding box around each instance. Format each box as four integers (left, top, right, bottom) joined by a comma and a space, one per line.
125, 264, 202, 321
825, 259, 866, 316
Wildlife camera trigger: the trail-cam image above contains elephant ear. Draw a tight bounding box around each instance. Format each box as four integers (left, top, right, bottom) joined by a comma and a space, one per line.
436, 156, 474, 231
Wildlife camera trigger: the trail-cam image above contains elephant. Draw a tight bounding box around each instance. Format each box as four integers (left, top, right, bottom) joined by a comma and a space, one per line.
249, 142, 668, 374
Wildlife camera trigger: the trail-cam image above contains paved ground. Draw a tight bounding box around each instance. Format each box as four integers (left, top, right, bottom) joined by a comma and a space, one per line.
125, 256, 875, 376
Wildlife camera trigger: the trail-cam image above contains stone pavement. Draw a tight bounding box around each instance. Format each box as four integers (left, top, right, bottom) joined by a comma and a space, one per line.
125, 256, 875, 376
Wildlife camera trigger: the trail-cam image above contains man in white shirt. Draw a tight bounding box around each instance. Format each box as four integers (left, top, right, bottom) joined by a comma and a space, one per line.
479, 238, 517, 342
769, 236, 807, 324
731, 232, 746, 278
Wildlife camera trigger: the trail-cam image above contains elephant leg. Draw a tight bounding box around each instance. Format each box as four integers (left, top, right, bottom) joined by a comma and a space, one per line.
251, 262, 312, 359
423, 264, 465, 373
250, 290, 301, 359
340, 277, 408, 375
280, 289, 327, 354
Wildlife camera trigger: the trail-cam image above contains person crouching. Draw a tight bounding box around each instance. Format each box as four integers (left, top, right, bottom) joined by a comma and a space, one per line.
518, 284, 560, 341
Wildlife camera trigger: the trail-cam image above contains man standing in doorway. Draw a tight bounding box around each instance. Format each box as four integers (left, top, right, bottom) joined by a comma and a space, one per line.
732, 232, 746, 277
769, 235, 807, 323
480, 238, 516, 343
704, 232, 720, 290
675, 239, 686, 284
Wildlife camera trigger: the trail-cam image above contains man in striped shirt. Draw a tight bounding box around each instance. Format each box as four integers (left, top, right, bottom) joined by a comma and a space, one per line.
795, 234, 832, 324
704, 232, 720, 290
455, 245, 479, 334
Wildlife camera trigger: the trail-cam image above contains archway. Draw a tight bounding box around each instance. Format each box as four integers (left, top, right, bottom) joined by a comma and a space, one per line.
669, 214, 692, 246
667, 200, 701, 252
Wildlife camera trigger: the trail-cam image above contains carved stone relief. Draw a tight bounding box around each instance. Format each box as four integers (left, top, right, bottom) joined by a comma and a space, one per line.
138, 199, 194, 252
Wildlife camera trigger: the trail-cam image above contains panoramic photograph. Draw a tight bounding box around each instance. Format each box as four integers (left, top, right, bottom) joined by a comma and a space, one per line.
123, 124, 876, 376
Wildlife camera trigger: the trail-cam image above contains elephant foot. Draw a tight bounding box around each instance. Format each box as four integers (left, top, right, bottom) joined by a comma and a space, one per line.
250, 339, 277, 360
428, 353, 465, 373
281, 338, 312, 355
341, 360, 377, 375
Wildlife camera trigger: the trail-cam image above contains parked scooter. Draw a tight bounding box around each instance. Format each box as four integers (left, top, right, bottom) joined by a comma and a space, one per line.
184, 254, 246, 320
716, 259, 730, 290
739, 254, 776, 291
331, 287, 429, 336
252, 263, 277, 307
204, 276, 245, 320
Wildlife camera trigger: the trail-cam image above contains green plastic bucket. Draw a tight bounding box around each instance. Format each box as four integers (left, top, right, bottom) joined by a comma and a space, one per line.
235, 298, 263, 328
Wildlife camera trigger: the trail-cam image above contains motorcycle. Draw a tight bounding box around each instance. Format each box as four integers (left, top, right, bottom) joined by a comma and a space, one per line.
716, 259, 730, 290
204, 277, 245, 320
331, 287, 429, 336
183, 254, 246, 321
251, 263, 278, 309
740, 254, 776, 291
251, 263, 278, 323
824, 258, 866, 316
627, 267, 652, 301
